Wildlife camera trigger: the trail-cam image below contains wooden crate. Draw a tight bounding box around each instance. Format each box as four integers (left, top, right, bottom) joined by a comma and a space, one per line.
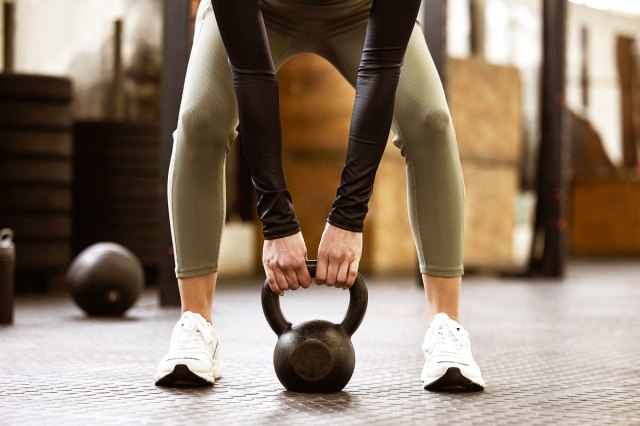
448, 58, 522, 162
462, 160, 519, 268
252, 55, 523, 273
278, 53, 354, 152
368, 145, 416, 274
571, 176, 640, 255
449, 58, 522, 269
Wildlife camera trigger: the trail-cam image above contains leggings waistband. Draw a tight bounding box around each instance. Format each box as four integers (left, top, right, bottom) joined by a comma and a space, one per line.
260, 0, 371, 20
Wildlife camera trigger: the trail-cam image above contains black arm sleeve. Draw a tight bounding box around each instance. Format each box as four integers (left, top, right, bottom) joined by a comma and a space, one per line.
211, 0, 420, 237
211, 0, 300, 240
327, 0, 422, 232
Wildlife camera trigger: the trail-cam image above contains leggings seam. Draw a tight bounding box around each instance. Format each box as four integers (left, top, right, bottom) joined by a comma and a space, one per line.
399, 124, 425, 272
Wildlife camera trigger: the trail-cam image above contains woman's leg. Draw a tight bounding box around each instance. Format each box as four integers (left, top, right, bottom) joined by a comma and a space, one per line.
390, 25, 465, 321
168, 2, 236, 320
169, 1, 296, 320
315, 10, 483, 391
323, 22, 465, 321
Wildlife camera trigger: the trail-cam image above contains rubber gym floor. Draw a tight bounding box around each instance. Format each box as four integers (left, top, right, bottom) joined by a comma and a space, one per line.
1, 259, 639, 425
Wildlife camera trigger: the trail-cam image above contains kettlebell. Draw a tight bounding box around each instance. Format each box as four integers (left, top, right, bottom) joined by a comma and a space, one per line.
261, 260, 368, 393
0, 229, 16, 325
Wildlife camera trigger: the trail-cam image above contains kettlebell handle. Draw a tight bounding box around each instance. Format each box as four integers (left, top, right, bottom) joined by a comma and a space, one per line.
261, 260, 368, 337
0, 228, 13, 242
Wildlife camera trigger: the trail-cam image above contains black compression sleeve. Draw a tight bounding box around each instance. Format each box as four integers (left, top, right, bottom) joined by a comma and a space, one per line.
211, 0, 300, 240
327, 0, 422, 232
211, 0, 420, 237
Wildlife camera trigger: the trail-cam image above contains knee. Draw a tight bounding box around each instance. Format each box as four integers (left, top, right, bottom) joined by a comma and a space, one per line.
421, 106, 453, 135
175, 104, 234, 157
393, 106, 454, 158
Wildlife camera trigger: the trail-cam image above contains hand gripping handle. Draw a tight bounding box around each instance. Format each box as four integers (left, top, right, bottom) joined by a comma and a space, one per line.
261, 260, 368, 336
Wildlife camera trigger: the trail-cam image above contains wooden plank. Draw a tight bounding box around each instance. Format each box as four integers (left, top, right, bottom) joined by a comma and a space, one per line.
529, 0, 568, 277
278, 53, 354, 152
469, 0, 485, 57
448, 58, 522, 162
369, 146, 416, 274
571, 176, 640, 255
3, 2, 14, 73
159, 0, 190, 306
421, 0, 448, 87
569, 110, 614, 177
617, 36, 639, 169
462, 160, 518, 269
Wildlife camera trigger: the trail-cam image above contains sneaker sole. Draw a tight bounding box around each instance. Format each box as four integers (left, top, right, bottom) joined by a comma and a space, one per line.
423, 367, 484, 392
155, 364, 215, 388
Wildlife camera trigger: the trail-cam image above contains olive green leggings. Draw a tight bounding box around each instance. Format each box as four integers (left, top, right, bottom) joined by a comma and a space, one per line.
168, 0, 465, 278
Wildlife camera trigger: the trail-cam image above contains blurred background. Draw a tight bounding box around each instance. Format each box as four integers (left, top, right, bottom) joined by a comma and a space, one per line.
0, 0, 638, 303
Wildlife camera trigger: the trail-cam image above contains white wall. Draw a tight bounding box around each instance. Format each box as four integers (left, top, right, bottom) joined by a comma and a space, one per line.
11, 0, 161, 119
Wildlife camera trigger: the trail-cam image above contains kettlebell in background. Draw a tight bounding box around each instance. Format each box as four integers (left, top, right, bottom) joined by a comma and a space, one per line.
0, 229, 16, 325
261, 260, 368, 393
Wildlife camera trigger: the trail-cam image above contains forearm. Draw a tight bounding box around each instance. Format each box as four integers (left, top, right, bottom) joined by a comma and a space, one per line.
211, 0, 300, 239
328, 0, 422, 231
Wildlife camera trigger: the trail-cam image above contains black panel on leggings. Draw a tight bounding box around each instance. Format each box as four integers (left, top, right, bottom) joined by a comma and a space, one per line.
211, 0, 421, 238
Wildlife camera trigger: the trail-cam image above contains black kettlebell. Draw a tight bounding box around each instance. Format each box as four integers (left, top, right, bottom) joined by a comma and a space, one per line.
66, 242, 144, 317
261, 260, 368, 393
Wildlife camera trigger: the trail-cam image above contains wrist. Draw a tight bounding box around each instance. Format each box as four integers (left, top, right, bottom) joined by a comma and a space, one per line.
263, 224, 301, 240
326, 216, 363, 233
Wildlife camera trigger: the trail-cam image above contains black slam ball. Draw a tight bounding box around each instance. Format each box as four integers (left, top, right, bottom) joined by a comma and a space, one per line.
67, 242, 144, 316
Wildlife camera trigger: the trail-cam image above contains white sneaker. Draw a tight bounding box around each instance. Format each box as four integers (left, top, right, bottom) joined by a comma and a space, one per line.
421, 313, 485, 391
154, 311, 221, 387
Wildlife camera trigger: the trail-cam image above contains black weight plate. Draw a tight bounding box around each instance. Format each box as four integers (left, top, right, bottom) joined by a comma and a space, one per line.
81, 209, 158, 221
96, 203, 158, 214
74, 121, 158, 140
0, 160, 72, 184
0, 75, 72, 102
96, 178, 159, 193
90, 150, 160, 165
90, 163, 159, 178
101, 219, 158, 229
0, 214, 71, 239
81, 134, 158, 145
72, 199, 157, 211
0, 101, 72, 129
0, 130, 72, 158
87, 192, 158, 204
0, 186, 71, 211
15, 243, 71, 268
74, 144, 158, 160
99, 230, 158, 240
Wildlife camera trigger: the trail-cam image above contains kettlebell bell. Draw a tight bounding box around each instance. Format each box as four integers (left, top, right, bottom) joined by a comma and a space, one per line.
261, 260, 368, 393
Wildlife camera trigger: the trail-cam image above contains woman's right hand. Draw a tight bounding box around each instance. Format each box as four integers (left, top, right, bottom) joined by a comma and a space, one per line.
262, 232, 312, 296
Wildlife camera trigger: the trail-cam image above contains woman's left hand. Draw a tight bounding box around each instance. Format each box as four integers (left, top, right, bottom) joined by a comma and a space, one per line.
315, 223, 362, 289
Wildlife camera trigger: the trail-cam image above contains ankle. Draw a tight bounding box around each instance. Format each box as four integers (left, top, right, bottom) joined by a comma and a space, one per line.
182, 307, 212, 322
430, 310, 459, 323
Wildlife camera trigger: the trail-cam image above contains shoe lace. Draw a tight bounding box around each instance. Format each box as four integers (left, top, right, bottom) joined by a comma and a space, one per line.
433, 320, 467, 353
174, 314, 214, 350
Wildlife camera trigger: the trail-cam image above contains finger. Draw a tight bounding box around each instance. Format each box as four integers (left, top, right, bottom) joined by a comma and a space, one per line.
336, 260, 349, 289
316, 254, 329, 285
345, 258, 360, 288
274, 268, 289, 293
284, 265, 299, 290
296, 261, 312, 289
326, 258, 339, 287
265, 267, 281, 295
